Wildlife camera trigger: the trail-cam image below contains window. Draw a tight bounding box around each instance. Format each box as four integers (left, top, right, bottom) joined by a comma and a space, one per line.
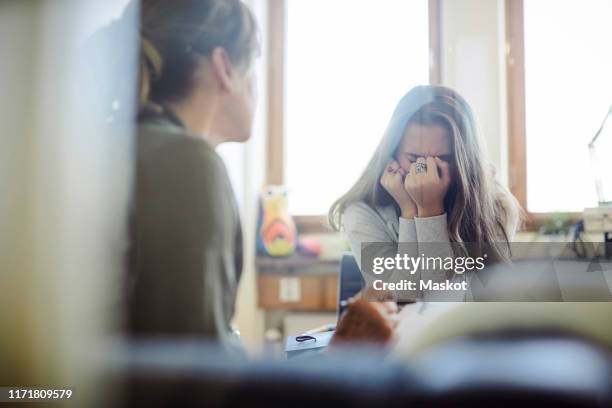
520, 0, 612, 213
283, 0, 433, 215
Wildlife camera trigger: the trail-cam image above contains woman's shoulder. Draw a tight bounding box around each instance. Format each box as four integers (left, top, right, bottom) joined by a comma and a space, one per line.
344, 201, 376, 220
138, 117, 212, 152
343, 202, 395, 228
137, 121, 223, 175
342, 201, 397, 244
134, 124, 234, 217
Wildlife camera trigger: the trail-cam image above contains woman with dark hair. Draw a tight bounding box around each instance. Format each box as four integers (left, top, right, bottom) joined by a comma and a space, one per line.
127, 0, 259, 345
127, 0, 397, 346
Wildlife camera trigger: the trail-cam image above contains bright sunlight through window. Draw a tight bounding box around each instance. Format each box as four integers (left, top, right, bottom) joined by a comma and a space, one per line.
285, 0, 430, 215
524, 0, 612, 212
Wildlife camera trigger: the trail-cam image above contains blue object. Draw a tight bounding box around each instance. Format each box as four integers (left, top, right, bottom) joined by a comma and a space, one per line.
337, 252, 364, 319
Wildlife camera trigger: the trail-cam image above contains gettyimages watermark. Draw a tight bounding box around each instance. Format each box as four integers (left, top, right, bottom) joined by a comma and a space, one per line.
360, 242, 612, 302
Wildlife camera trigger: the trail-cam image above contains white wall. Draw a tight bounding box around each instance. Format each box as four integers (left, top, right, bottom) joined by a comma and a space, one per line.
440, 0, 509, 184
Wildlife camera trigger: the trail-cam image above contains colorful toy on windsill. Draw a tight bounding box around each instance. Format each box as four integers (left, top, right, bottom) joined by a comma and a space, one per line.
257, 185, 297, 257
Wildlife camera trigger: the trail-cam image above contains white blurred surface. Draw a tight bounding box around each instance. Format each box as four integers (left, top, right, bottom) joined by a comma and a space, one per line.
0, 0, 136, 404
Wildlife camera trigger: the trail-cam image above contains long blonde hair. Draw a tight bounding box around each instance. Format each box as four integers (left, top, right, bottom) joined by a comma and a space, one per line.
329, 85, 520, 260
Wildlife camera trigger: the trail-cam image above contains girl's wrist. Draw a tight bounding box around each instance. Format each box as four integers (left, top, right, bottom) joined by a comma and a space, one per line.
417, 205, 445, 218
400, 203, 417, 219
401, 209, 416, 219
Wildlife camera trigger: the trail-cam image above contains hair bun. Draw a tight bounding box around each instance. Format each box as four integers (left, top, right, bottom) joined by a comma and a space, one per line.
138, 35, 163, 108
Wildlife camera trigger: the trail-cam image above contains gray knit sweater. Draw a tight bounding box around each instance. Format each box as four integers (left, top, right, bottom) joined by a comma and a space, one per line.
342, 202, 465, 301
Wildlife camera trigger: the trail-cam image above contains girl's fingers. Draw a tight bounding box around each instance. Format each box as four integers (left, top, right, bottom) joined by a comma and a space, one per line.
386, 160, 400, 173
380, 171, 390, 187
401, 160, 412, 176
381, 165, 404, 192
426, 156, 438, 180
407, 162, 418, 183
405, 163, 417, 191
391, 171, 405, 188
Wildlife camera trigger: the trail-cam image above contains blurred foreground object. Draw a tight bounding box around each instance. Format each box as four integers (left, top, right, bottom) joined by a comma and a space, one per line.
296, 236, 322, 257
110, 336, 612, 407
0, 0, 137, 405
331, 298, 395, 345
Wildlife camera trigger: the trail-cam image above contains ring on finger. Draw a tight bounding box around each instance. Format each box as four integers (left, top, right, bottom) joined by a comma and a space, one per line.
415, 162, 428, 173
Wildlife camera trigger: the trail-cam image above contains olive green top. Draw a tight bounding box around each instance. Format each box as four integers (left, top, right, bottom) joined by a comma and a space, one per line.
126, 106, 242, 346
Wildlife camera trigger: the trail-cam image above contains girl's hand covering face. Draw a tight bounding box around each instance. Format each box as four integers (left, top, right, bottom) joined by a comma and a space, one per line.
404, 156, 451, 218
380, 160, 417, 218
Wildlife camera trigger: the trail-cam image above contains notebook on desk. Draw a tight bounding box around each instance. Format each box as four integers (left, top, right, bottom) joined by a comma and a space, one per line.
285, 330, 334, 359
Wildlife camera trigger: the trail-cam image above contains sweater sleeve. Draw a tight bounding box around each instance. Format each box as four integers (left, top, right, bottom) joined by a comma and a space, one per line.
414, 213, 468, 301
398, 217, 417, 243
414, 214, 450, 244
342, 204, 420, 301
343, 203, 396, 270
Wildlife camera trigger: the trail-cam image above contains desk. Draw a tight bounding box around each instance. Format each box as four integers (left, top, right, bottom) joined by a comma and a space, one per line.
393, 302, 459, 357
392, 302, 612, 359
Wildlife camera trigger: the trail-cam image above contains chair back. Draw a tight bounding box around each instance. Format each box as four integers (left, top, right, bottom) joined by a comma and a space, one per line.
337, 252, 364, 318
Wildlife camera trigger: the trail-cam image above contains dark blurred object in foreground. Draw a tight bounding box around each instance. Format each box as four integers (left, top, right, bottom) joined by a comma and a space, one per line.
105, 336, 612, 408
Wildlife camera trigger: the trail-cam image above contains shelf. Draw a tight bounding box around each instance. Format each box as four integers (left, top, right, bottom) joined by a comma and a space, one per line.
256, 254, 340, 311
256, 253, 340, 275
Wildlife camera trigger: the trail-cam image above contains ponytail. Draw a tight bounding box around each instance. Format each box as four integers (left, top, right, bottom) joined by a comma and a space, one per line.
138, 35, 162, 110
138, 0, 259, 110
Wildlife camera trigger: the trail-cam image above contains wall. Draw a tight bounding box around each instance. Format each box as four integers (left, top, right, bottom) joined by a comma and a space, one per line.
440, 0, 509, 185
